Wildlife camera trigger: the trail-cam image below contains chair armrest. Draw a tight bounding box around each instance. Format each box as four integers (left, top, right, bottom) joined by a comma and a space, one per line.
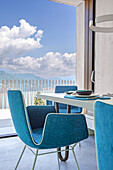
26, 105, 56, 130
41, 113, 89, 149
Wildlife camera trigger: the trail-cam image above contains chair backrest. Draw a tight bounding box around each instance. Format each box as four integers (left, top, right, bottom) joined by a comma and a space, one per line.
55, 86, 82, 113
40, 113, 88, 149
55, 85, 77, 93
8, 90, 35, 147
94, 101, 113, 170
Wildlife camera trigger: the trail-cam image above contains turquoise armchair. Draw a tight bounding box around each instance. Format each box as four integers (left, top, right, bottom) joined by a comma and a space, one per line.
47, 85, 82, 113
8, 90, 88, 170
94, 101, 113, 170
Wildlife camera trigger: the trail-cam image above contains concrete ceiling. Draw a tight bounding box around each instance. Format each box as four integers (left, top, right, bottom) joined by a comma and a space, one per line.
49, 0, 84, 7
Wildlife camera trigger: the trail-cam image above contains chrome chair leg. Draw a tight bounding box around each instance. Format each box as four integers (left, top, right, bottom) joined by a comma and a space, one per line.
32, 149, 38, 170
15, 145, 26, 170
72, 148, 80, 170
57, 151, 60, 170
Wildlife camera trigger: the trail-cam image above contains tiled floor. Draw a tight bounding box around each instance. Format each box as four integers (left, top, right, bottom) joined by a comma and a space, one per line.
0, 135, 97, 170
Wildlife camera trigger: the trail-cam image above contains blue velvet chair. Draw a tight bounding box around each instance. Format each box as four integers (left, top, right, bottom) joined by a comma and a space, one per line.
94, 101, 113, 170
8, 90, 88, 170
47, 85, 82, 113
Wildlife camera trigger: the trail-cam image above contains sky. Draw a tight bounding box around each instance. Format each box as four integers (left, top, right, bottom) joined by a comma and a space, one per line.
0, 0, 76, 79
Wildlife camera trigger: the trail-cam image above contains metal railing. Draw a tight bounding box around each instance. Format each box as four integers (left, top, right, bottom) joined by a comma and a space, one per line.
0, 79, 75, 109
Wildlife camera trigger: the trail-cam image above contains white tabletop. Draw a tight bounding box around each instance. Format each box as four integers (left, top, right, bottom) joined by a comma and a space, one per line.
37, 93, 113, 111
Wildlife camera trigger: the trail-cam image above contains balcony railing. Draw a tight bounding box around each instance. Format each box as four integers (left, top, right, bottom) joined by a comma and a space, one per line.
0, 79, 75, 109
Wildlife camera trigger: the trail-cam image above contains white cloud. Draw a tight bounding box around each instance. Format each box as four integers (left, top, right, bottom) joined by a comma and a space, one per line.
0, 19, 76, 78
35, 30, 43, 38
0, 19, 43, 59
1, 52, 76, 78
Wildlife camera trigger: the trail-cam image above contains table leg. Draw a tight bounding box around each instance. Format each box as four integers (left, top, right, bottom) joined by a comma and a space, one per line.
67, 105, 71, 113
57, 146, 69, 162
55, 102, 70, 162
55, 102, 59, 113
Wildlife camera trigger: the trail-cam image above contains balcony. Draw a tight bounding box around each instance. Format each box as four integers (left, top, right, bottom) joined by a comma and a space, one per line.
0, 78, 94, 138
0, 79, 76, 137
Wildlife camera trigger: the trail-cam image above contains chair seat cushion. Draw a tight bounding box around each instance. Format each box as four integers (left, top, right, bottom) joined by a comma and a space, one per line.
32, 128, 43, 144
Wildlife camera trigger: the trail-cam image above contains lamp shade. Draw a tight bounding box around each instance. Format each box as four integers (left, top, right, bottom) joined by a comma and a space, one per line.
89, 14, 113, 33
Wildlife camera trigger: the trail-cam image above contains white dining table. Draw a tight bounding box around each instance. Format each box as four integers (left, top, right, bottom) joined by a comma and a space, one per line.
37, 92, 113, 111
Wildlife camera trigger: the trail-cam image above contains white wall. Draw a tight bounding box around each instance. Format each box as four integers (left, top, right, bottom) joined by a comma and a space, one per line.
76, 0, 113, 94
95, 0, 113, 94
